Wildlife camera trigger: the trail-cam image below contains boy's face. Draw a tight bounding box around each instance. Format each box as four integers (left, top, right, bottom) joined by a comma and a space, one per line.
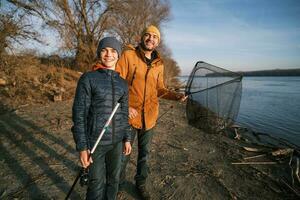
141, 32, 159, 51
100, 47, 118, 69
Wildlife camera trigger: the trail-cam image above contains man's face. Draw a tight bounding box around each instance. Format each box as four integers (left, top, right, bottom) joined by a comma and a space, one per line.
141, 32, 159, 51
100, 47, 118, 69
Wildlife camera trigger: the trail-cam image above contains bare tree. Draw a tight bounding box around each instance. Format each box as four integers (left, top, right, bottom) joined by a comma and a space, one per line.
163, 57, 181, 87
107, 0, 170, 45
7, 0, 182, 82
8, 0, 113, 71
107, 0, 181, 83
0, 11, 39, 57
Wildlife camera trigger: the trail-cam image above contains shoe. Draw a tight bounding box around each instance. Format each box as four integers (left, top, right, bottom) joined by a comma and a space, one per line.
136, 184, 151, 200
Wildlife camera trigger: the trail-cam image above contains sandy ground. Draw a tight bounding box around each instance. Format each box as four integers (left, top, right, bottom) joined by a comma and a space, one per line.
0, 99, 298, 199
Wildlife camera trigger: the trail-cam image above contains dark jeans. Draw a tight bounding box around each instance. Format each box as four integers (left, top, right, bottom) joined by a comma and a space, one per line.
120, 128, 154, 186
86, 141, 122, 200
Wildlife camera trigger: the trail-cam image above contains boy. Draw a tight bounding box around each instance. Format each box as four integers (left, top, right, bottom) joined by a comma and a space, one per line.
72, 37, 131, 199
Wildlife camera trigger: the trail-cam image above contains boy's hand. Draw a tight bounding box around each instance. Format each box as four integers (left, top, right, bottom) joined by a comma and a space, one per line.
80, 150, 93, 168
123, 141, 132, 155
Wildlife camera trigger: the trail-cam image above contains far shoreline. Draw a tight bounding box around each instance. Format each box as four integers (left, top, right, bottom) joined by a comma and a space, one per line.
179, 68, 300, 77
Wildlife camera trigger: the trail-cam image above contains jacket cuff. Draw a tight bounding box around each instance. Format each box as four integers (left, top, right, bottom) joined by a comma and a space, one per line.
76, 144, 88, 152
123, 138, 131, 143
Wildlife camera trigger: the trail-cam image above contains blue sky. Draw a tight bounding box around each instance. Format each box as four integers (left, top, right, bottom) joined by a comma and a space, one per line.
3, 0, 299, 75
163, 0, 300, 75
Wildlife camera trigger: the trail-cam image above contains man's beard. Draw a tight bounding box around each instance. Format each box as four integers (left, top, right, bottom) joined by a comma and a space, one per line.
141, 42, 154, 51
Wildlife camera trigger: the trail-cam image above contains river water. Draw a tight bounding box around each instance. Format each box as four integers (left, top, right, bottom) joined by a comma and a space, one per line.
236, 76, 300, 146
180, 76, 300, 146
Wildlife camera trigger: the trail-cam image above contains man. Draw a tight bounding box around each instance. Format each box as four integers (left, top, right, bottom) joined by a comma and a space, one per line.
72, 37, 132, 200
116, 25, 185, 199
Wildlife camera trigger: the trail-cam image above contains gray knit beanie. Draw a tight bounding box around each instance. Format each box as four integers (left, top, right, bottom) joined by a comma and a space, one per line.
96, 37, 122, 58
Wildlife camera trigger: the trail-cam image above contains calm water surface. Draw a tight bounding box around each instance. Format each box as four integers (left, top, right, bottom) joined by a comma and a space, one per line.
236, 76, 300, 146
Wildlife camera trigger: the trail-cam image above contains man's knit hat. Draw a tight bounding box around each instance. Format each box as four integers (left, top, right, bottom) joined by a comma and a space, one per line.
96, 37, 122, 58
142, 25, 160, 42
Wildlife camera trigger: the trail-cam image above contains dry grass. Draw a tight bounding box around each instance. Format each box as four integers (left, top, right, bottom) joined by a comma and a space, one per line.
0, 54, 80, 107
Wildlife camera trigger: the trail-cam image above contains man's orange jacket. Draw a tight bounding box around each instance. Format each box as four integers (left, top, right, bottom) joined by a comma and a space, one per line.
116, 45, 182, 130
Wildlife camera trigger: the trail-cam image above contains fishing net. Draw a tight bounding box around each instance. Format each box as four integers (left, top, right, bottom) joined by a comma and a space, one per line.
185, 61, 243, 133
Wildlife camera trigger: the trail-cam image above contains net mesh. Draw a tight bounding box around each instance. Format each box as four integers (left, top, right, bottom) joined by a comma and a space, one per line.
185, 61, 243, 133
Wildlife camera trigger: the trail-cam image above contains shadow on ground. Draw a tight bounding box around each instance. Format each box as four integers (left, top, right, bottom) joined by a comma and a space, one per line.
0, 102, 81, 199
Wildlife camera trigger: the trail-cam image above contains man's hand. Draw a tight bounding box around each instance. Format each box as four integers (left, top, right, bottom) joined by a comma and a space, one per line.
123, 141, 132, 155
180, 95, 188, 102
176, 93, 188, 102
129, 107, 138, 119
79, 150, 93, 168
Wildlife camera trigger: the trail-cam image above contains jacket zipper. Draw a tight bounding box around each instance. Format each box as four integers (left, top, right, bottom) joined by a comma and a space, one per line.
111, 72, 115, 143
142, 66, 150, 129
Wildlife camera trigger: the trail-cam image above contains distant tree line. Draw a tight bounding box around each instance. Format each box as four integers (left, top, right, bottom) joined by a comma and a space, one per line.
1, 0, 181, 87
179, 68, 300, 78
238, 68, 300, 76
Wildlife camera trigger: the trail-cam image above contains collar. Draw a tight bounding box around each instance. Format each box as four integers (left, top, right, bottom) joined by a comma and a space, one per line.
92, 63, 115, 71
92, 63, 119, 77
137, 44, 161, 65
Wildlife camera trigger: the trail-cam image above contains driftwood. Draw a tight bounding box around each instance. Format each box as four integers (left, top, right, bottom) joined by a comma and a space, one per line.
243, 148, 293, 160
231, 127, 300, 197
241, 146, 300, 192
243, 154, 266, 160
231, 124, 241, 128
242, 147, 261, 152
234, 128, 241, 140
271, 148, 293, 156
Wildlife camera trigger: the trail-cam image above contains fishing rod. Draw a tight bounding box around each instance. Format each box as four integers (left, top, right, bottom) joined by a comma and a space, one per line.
158, 80, 187, 99
156, 105, 174, 124
156, 95, 188, 125
156, 83, 188, 125
65, 99, 122, 199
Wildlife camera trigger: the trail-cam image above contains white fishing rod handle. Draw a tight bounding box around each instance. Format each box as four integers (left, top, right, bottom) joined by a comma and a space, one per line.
90, 103, 121, 154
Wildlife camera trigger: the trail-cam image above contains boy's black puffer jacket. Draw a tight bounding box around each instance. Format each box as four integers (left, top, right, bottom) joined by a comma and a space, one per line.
71, 69, 131, 152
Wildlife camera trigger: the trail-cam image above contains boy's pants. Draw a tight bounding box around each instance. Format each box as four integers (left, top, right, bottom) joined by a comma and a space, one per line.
86, 141, 122, 200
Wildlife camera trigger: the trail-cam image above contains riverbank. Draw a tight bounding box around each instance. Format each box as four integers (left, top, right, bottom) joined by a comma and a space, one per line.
0, 99, 298, 199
